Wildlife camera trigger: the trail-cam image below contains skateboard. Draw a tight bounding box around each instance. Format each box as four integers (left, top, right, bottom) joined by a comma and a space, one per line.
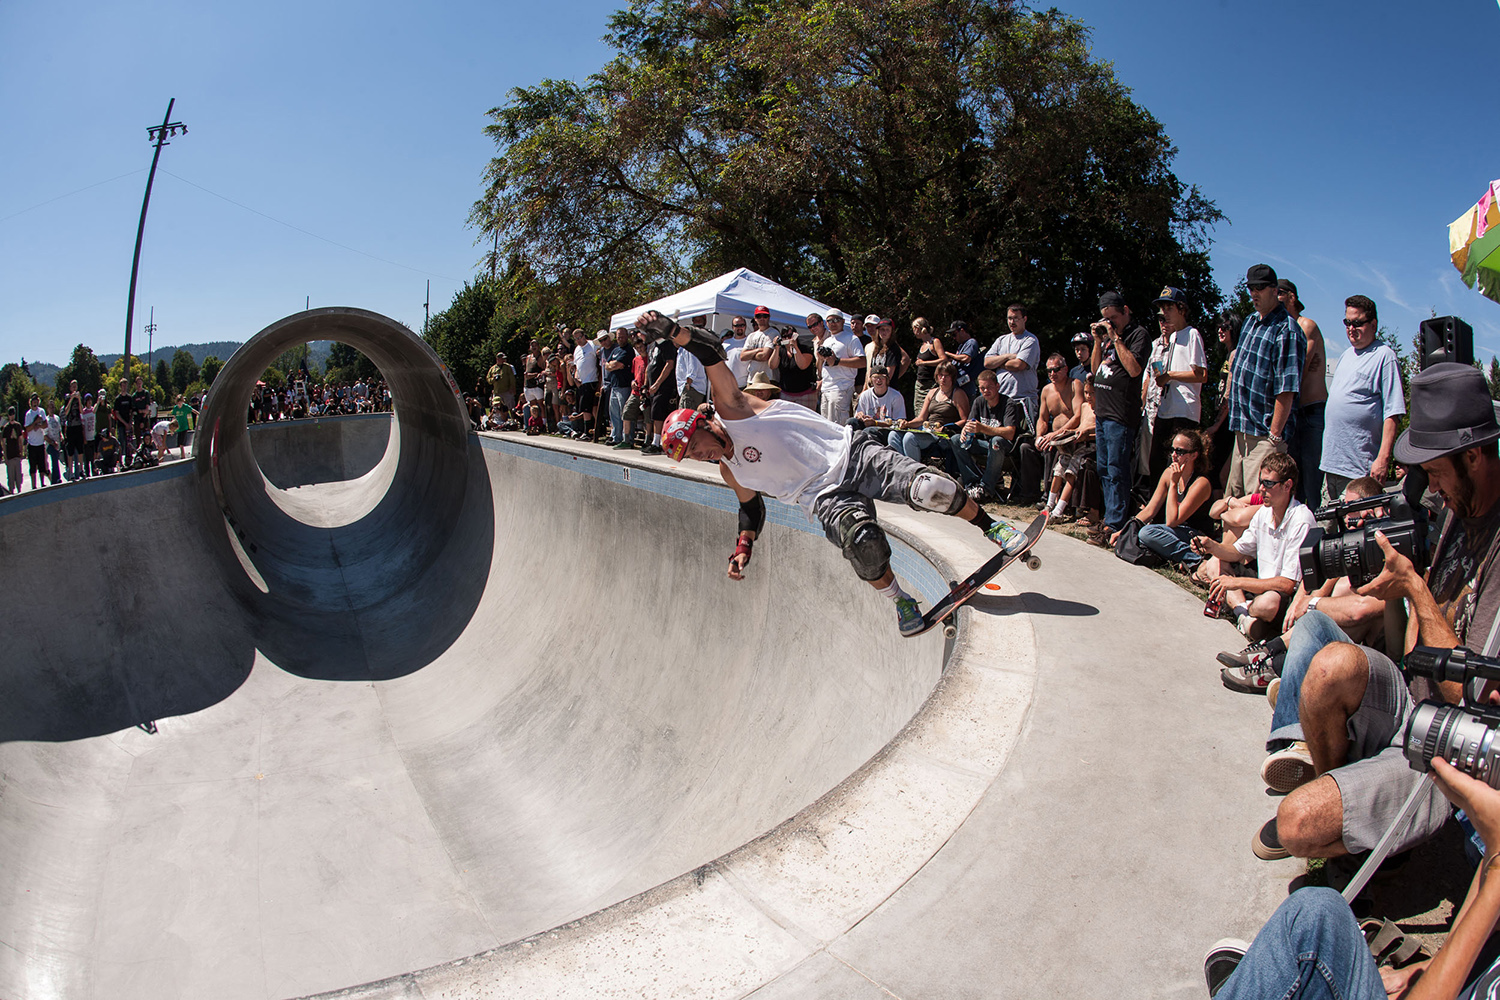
910, 513, 1047, 638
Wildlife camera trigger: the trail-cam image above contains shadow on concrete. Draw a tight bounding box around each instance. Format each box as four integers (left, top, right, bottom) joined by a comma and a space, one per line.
969, 592, 1099, 618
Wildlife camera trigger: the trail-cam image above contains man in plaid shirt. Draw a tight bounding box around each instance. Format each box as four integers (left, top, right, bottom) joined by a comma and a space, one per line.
1226, 263, 1305, 497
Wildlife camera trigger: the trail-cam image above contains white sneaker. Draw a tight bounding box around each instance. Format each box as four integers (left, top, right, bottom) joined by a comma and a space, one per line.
1261, 741, 1315, 793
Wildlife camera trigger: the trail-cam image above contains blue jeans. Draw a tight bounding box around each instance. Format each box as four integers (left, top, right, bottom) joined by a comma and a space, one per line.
888, 429, 939, 462
1268, 611, 1350, 749
1096, 417, 1133, 529
608, 385, 629, 442
948, 437, 1011, 496
1297, 402, 1325, 508
46, 442, 61, 482
1137, 522, 1202, 568
1216, 887, 1383, 1000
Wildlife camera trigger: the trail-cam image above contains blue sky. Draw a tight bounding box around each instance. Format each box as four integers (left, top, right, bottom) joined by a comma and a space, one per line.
2, 0, 1498, 370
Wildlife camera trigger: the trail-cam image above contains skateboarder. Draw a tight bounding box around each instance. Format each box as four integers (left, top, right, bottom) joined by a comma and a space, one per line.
638, 309, 1027, 636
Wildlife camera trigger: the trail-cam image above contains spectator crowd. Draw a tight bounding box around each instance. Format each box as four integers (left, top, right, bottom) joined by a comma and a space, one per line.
478, 267, 1500, 1000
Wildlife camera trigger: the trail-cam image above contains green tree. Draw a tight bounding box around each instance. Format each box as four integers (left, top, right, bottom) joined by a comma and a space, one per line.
422, 277, 537, 395
201, 355, 223, 386
3, 371, 42, 419
324, 342, 379, 386
154, 360, 173, 401
170, 349, 200, 395
475, 0, 1222, 357
54, 344, 105, 398
103, 356, 155, 405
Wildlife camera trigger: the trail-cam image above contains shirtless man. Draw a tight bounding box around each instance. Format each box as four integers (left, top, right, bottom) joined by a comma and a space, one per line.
1035, 352, 1083, 517
1279, 279, 1327, 507
638, 309, 1027, 636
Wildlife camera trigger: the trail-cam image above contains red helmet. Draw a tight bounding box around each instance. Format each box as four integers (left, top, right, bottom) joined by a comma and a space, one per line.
661, 407, 705, 462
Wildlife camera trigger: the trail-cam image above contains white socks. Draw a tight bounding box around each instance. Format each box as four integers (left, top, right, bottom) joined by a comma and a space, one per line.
1045, 490, 1058, 509
877, 579, 911, 602
1050, 497, 1068, 516
652, 433, 662, 445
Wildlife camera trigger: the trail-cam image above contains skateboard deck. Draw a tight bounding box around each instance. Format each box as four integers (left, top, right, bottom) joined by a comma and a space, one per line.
909, 513, 1047, 638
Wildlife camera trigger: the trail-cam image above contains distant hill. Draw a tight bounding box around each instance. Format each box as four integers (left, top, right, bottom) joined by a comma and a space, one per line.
98, 341, 245, 370
17, 339, 346, 389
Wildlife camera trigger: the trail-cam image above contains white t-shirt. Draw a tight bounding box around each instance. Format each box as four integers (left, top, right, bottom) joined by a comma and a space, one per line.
150, 419, 173, 445
854, 387, 908, 424
724, 347, 747, 392
23, 407, 46, 446
1234, 500, 1316, 582
742, 330, 774, 384
573, 342, 600, 385
819, 330, 863, 393
676, 348, 706, 396
719, 399, 852, 512
1147, 326, 1207, 421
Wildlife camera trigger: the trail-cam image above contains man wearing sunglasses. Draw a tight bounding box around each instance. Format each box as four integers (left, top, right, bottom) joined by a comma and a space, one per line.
1320, 294, 1405, 504
1224, 263, 1305, 499
1191, 451, 1315, 640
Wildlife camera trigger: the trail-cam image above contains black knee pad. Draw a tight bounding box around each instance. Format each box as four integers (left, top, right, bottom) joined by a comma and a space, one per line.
908, 469, 965, 515
838, 513, 891, 581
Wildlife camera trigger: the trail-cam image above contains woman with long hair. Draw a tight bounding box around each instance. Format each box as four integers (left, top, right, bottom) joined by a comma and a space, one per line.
889, 360, 969, 463
910, 317, 947, 414
1109, 428, 1215, 571
865, 317, 911, 390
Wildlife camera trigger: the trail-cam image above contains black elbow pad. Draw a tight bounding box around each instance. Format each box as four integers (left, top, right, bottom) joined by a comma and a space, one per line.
738, 494, 765, 535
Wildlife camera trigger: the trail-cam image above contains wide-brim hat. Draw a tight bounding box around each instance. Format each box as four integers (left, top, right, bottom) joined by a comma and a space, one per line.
1393, 362, 1500, 465
744, 371, 780, 394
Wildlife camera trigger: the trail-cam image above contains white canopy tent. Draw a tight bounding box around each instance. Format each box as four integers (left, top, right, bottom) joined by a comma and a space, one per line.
608, 267, 845, 333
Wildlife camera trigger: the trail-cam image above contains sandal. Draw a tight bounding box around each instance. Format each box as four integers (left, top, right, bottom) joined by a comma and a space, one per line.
1360, 918, 1431, 968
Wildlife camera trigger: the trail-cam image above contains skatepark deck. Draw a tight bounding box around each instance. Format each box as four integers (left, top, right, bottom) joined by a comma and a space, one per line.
0, 309, 1291, 999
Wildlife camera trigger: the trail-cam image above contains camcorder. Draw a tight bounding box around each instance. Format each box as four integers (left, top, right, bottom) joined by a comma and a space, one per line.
1404, 646, 1500, 788
1297, 493, 1430, 590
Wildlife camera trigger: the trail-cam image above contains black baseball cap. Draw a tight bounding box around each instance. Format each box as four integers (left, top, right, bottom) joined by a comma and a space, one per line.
1098, 291, 1126, 311
947, 320, 968, 334
1246, 263, 1278, 286
1277, 278, 1305, 311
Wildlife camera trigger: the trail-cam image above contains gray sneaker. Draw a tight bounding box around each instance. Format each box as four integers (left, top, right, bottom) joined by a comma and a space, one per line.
1221, 659, 1277, 695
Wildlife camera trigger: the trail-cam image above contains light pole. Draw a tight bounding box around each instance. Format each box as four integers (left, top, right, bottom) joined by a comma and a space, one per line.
124, 99, 186, 387
145, 307, 156, 367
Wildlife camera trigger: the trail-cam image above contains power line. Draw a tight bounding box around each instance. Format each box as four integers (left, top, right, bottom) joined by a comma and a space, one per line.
160, 169, 465, 283
0, 168, 147, 226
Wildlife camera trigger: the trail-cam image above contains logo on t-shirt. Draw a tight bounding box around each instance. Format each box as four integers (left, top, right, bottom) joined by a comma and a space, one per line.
742, 446, 761, 463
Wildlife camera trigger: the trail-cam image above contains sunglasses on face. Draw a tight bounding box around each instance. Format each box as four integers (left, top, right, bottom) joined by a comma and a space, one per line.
1046, 366, 1067, 373
1343, 317, 1370, 328
809, 318, 824, 327
1258, 478, 1284, 491
1170, 446, 1198, 455
1248, 283, 1271, 292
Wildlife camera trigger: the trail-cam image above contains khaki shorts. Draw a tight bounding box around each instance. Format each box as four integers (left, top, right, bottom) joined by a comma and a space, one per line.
1226, 432, 1287, 498
1326, 644, 1452, 854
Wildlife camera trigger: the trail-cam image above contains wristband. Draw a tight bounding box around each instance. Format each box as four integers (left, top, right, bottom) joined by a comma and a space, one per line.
731, 537, 753, 562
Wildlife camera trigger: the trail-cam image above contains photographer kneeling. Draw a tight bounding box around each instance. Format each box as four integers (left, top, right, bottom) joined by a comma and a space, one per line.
1249, 364, 1500, 863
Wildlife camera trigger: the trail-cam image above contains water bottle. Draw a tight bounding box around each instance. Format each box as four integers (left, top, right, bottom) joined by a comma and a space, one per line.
959, 424, 975, 449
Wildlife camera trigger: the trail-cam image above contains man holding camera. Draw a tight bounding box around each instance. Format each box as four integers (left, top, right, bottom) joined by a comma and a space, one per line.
813, 310, 865, 425
1089, 291, 1152, 539
1249, 363, 1500, 863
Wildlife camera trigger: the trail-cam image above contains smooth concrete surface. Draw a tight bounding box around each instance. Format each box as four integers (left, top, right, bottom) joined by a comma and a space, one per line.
1, 308, 1292, 999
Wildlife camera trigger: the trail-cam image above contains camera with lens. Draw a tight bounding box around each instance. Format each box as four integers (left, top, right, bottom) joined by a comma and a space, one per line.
817, 346, 836, 359
1297, 492, 1430, 591
1403, 646, 1500, 788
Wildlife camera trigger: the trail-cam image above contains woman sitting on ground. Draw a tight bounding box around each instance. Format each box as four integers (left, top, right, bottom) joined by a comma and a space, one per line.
888, 360, 968, 463
1109, 428, 1214, 571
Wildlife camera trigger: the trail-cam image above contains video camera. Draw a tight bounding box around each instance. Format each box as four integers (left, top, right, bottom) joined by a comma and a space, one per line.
1404, 646, 1500, 788
1297, 492, 1430, 591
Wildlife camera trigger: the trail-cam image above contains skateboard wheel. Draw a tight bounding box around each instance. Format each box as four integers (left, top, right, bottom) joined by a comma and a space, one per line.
943, 624, 957, 638
1025, 556, 1041, 570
